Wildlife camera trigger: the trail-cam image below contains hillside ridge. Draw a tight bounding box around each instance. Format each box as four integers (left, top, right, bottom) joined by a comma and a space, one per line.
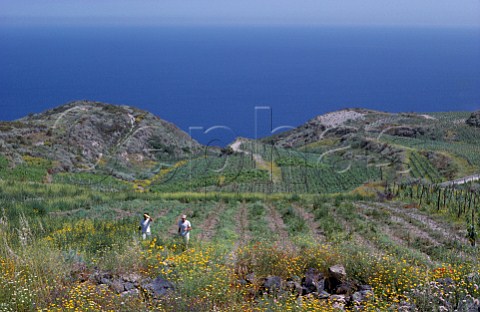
0, 100, 201, 178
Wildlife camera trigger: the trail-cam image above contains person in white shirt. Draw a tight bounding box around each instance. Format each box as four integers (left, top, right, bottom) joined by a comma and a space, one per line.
140, 213, 153, 240
178, 214, 192, 248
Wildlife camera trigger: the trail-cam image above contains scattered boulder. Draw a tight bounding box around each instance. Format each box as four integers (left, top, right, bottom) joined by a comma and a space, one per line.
261, 276, 283, 294
111, 279, 125, 293
122, 273, 142, 283
301, 268, 325, 294
124, 282, 135, 291
315, 290, 331, 299
329, 294, 347, 311
325, 265, 347, 293
335, 281, 356, 295
351, 289, 374, 304
250, 265, 376, 310
90, 270, 174, 298
466, 111, 480, 128
121, 289, 140, 298
90, 271, 113, 285
142, 276, 175, 298
285, 278, 302, 296
329, 265, 347, 281
88, 264, 375, 307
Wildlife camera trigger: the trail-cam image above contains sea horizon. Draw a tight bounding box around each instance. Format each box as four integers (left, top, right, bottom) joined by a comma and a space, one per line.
1, 25, 479, 143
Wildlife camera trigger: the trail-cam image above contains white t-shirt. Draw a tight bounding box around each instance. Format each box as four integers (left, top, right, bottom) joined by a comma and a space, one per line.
140, 219, 152, 234
178, 220, 191, 236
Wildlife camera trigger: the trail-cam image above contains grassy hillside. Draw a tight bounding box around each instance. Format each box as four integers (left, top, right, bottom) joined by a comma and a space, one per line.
3, 105, 480, 194
3, 105, 480, 310
1, 157, 480, 310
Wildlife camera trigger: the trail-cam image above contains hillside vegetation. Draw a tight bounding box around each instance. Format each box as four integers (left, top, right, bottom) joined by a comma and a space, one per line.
2, 103, 480, 311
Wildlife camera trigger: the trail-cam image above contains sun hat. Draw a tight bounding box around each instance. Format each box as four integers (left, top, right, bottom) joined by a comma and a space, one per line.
181, 214, 187, 218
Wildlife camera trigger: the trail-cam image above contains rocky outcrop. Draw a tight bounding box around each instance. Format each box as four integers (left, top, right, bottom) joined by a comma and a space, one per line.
241, 264, 374, 311
90, 270, 175, 298
0, 101, 202, 177
87, 264, 374, 310
466, 111, 480, 128
143, 276, 175, 298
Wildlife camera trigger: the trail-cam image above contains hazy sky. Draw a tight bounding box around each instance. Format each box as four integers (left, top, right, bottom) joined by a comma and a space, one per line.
1, 0, 479, 27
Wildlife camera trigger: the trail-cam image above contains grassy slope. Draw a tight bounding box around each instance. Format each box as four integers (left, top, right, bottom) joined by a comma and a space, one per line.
2, 110, 480, 310
2, 162, 480, 310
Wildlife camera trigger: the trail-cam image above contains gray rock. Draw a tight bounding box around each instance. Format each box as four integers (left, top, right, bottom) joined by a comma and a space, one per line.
335, 282, 356, 295
285, 280, 302, 296
332, 302, 345, 311
316, 278, 325, 292
302, 268, 324, 294
90, 271, 113, 285
142, 276, 175, 298
325, 265, 347, 293
262, 276, 283, 294
121, 273, 142, 283
330, 295, 346, 311
124, 282, 135, 291
351, 290, 374, 303
467, 111, 480, 128
121, 289, 140, 298
328, 265, 347, 281
100, 277, 111, 285
316, 290, 331, 299
111, 279, 126, 293
329, 294, 347, 302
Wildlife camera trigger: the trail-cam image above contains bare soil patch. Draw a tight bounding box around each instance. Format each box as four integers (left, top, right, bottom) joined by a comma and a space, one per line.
197, 202, 226, 242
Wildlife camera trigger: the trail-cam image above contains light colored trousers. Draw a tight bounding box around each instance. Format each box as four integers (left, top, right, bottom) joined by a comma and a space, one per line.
182, 232, 190, 245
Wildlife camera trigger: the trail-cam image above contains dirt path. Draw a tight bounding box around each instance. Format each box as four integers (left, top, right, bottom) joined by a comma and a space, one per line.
230, 138, 281, 183
326, 203, 384, 256
388, 214, 442, 247
355, 202, 436, 265
230, 203, 251, 257
196, 202, 226, 242
236, 203, 251, 247
373, 202, 468, 245
440, 174, 480, 187
265, 204, 292, 248
292, 204, 325, 241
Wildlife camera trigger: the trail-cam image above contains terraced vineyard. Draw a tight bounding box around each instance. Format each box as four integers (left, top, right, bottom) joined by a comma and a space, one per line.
2, 171, 480, 311
4, 107, 480, 310
407, 151, 442, 183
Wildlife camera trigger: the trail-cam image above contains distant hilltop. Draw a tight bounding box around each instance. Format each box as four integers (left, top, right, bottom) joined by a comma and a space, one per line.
1, 101, 480, 189
0, 100, 201, 178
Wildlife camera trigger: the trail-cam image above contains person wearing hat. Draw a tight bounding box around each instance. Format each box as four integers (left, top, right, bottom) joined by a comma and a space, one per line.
140, 213, 154, 240
178, 214, 192, 248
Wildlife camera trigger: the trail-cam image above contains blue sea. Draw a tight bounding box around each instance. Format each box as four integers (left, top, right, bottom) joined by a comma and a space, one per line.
0, 25, 479, 144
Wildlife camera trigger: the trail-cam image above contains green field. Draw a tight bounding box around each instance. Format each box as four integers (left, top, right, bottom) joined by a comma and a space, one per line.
1, 161, 480, 311
3, 109, 480, 311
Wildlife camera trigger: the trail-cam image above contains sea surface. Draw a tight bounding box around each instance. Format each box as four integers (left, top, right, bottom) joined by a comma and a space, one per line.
0, 25, 479, 144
